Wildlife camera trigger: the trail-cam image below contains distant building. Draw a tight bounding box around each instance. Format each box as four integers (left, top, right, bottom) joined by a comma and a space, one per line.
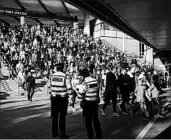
93, 19, 159, 69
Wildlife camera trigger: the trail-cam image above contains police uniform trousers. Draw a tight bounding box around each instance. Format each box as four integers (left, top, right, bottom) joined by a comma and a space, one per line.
83, 100, 102, 139
51, 95, 68, 138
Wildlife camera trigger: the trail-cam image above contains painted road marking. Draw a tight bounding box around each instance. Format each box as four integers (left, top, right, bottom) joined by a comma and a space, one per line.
136, 116, 158, 139
136, 90, 171, 139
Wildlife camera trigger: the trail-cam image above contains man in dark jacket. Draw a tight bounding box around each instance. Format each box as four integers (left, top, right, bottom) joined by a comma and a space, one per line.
101, 66, 119, 117
26, 71, 36, 102
118, 69, 131, 114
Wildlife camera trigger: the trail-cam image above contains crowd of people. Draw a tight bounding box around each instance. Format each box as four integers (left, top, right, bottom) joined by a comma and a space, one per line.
0, 23, 170, 139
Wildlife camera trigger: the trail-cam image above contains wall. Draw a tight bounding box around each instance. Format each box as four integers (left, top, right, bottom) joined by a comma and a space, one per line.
93, 20, 166, 70
94, 30, 139, 55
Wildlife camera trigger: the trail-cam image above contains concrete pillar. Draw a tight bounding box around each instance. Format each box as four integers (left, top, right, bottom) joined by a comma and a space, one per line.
145, 47, 154, 65
73, 22, 78, 30
83, 13, 90, 36
143, 45, 147, 64
20, 16, 25, 26
122, 33, 125, 52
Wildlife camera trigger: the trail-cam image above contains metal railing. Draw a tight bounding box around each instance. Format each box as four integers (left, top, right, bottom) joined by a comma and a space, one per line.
25, 52, 48, 82
101, 39, 161, 71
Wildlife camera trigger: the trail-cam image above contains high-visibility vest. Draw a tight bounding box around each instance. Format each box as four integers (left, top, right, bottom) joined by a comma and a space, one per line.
84, 76, 99, 101
50, 71, 68, 97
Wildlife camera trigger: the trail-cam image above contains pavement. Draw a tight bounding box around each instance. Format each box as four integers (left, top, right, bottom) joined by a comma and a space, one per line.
0, 66, 171, 139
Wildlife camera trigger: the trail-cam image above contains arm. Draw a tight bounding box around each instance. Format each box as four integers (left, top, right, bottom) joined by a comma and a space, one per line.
145, 90, 151, 102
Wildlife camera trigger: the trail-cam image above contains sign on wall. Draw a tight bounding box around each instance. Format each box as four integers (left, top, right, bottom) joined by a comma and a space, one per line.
0, 9, 27, 16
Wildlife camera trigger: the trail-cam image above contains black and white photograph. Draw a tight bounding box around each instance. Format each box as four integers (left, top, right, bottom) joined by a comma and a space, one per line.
0, 0, 171, 139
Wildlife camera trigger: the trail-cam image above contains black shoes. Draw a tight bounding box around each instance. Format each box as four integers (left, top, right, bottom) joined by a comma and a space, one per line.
53, 134, 70, 139
52, 135, 58, 139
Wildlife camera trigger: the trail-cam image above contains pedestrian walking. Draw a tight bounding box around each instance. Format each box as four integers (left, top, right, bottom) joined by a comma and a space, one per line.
26, 71, 35, 102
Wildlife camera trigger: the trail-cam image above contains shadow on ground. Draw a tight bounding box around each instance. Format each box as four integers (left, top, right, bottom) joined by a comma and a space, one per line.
0, 101, 150, 139
154, 125, 171, 139
0, 88, 170, 139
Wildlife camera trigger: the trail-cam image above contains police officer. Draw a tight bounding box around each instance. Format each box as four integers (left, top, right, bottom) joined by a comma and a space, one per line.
48, 63, 71, 139
81, 69, 102, 139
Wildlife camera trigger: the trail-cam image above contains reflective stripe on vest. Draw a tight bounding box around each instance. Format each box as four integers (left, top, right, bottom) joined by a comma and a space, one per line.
84, 77, 99, 101
50, 72, 67, 97
77, 85, 86, 101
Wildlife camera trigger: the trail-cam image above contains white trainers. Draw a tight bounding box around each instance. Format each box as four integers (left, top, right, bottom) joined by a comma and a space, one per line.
113, 113, 120, 117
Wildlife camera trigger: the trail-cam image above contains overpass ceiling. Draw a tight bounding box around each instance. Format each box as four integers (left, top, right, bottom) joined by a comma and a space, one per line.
105, 0, 171, 51
65, 0, 171, 63
0, 0, 85, 26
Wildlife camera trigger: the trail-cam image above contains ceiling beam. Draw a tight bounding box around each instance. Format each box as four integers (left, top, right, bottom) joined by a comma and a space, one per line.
13, 0, 26, 11
12, 16, 20, 23
37, 0, 61, 25
0, 6, 76, 21
61, 1, 70, 15
54, 20, 60, 26
0, 18, 10, 26
33, 18, 43, 25
37, 0, 51, 14
65, 0, 155, 50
